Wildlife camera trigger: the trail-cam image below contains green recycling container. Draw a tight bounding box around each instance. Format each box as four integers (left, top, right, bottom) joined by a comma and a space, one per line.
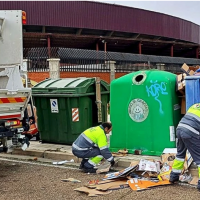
109, 70, 182, 156
32, 78, 110, 144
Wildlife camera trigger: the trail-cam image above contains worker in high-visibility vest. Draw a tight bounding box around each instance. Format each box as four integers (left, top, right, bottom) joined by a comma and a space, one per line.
170, 103, 200, 190
72, 122, 115, 173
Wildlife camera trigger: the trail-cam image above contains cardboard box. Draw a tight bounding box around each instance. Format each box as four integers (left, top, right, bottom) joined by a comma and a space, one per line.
161, 153, 176, 167
182, 73, 187, 87
181, 97, 186, 114
177, 74, 184, 91
176, 73, 186, 94
161, 148, 193, 172
181, 63, 195, 76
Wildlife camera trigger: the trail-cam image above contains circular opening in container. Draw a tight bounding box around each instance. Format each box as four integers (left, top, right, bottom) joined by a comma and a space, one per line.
132, 72, 147, 85
135, 75, 144, 83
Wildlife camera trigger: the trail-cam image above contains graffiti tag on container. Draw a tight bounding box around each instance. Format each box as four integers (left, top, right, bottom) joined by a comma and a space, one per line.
146, 80, 168, 114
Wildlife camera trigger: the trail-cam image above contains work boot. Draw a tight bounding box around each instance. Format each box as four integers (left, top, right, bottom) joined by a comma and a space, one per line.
83, 167, 97, 174
169, 172, 180, 183
79, 159, 88, 169
197, 180, 200, 191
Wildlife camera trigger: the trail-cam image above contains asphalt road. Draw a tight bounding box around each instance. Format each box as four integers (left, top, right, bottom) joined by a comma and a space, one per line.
0, 159, 199, 200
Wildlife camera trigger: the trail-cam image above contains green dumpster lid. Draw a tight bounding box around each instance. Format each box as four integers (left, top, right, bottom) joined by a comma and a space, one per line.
32, 77, 110, 94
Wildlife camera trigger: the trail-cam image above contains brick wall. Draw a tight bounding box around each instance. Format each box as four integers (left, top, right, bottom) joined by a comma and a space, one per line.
28, 72, 49, 83
28, 72, 127, 83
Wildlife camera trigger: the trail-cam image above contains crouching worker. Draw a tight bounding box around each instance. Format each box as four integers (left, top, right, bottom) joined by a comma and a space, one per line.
72, 122, 115, 173
169, 103, 200, 190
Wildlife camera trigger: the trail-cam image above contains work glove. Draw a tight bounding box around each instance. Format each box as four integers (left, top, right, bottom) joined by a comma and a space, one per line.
110, 160, 115, 166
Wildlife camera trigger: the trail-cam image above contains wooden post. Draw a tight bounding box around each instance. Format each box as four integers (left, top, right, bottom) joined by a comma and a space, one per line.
96, 43, 99, 51
48, 36, 51, 58
139, 42, 142, 54
196, 47, 199, 59
104, 42, 107, 52
171, 44, 174, 57
95, 77, 102, 123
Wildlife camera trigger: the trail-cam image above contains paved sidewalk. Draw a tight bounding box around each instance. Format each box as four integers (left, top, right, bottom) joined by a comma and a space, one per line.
11, 141, 161, 167
1, 141, 198, 176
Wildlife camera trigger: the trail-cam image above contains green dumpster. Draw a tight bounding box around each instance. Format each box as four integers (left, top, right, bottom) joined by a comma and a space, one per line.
109, 70, 182, 156
32, 78, 110, 144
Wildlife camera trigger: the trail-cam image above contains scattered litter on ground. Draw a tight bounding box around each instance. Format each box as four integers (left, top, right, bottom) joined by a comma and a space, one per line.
86, 180, 100, 187
112, 153, 127, 157
72, 148, 197, 197
189, 176, 199, 186
129, 161, 140, 167
138, 159, 157, 172
61, 178, 81, 183
74, 187, 112, 197
112, 149, 128, 156
86, 179, 125, 188
162, 148, 193, 171
52, 159, 74, 165
90, 179, 128, 191
158, 170, 171, 181
96, 161, 111, 174
27, 157, 38, 161
103, 166, 137, 180
44, 147, 66, 152
118, 149, 128, 154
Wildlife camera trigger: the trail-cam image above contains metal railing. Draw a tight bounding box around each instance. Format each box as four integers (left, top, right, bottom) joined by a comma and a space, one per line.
23, 47, 200, 73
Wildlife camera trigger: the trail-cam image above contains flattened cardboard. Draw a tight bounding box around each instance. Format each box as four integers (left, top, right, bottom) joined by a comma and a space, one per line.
86, 178, 128, 188
61, 178, 81, 183
130, 171, 150, 178
138, 159, 157, 172
95, 180, 128, 191
107, 184, 129, 190
103, 165, 137, 180
189, 176, 199, 186
98, 178, 128, 184
128, 179, 171, 191
96, 161, 111, 174
74, 187, 112, 197
129, 161, 140, 167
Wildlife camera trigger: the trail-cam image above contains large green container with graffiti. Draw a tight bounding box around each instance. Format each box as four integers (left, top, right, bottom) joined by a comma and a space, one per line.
109, 70, 182, 156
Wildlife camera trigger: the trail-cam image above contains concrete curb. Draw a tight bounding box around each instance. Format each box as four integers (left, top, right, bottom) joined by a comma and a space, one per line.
6, 141, 198, 177
11, 149, 80, 163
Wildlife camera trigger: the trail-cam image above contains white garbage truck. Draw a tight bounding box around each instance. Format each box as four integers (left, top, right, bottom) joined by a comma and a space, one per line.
0, 10, 33, 152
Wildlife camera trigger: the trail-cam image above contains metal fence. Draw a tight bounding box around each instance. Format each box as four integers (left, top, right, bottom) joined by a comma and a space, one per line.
23, 47, 200, 73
